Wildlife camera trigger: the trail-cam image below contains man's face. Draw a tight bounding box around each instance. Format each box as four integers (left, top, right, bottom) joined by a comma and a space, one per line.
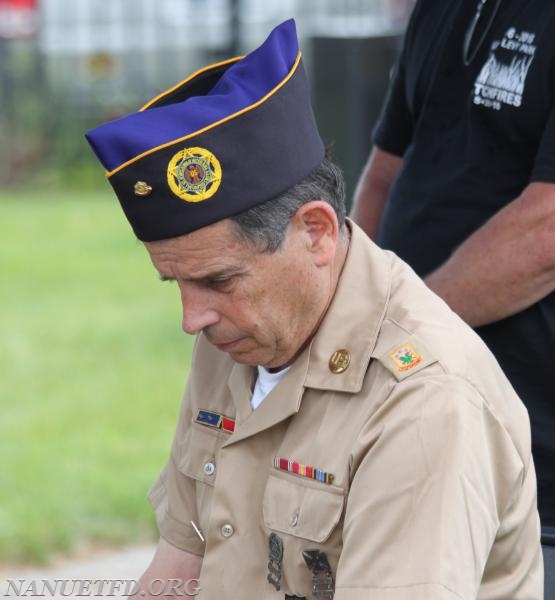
144, 217, 329, 369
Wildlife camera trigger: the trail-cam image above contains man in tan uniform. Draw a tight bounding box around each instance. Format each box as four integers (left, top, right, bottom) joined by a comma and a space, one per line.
86, 19, 543, 600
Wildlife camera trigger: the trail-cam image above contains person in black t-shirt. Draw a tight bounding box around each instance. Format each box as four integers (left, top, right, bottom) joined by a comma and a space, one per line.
351, 0, 555, 584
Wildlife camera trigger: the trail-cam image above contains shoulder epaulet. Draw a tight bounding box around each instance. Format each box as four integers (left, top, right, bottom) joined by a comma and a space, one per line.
377, 337, 438, 381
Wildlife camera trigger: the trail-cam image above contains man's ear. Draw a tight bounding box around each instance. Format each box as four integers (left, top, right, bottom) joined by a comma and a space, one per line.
292, 201, 339, 267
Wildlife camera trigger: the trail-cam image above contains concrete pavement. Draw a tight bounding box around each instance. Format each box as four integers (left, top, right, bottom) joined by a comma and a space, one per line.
0, 545, 155, 597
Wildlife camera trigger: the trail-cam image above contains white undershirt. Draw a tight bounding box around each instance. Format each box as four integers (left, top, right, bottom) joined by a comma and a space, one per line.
251, 365, 290, 409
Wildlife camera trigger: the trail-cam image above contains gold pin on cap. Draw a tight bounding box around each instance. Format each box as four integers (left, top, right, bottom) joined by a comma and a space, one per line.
134, 181, 152, 196
329, 349, 350, 374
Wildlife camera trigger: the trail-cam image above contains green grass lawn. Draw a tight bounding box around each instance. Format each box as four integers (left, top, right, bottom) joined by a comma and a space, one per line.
0, 187, 194, 566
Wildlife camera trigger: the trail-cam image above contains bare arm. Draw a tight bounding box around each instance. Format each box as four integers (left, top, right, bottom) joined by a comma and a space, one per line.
425, 181, 555, 327
135, 537, 202, 598
350, 147, 403, 240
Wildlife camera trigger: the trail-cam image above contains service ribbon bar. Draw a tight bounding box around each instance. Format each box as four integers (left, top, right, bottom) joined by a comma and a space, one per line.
274, 457, 334, 484
195, 409, 235, 433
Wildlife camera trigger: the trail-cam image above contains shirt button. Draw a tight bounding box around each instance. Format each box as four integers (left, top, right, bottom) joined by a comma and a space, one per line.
203, 461, 215, 476
289, 513, 299, 527
221, 523, 234, 538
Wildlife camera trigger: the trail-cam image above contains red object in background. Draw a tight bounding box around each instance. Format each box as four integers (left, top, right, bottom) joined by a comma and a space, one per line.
0, 0, 38, 39
0, 0, 37, 7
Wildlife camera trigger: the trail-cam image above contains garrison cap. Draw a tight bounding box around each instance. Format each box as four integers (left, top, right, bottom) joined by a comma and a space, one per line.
85, 19, 325, 242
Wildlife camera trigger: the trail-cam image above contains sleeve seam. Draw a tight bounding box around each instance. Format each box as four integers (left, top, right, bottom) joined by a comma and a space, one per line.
379, 371, 527, 483
159, 532, 205, 558
159, 510, 205, 556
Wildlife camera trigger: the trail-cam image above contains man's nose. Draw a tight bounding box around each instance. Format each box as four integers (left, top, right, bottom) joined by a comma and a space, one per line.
180, 286, 220, 335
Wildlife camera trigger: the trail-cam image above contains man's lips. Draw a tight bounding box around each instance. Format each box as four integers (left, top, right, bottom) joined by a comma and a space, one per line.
211, 337, 247, 352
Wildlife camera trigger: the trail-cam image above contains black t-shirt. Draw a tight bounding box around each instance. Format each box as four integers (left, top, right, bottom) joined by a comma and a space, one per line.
373, 0, 555, 527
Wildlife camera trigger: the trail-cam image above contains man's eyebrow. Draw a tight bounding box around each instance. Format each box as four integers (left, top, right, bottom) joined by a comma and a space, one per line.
158, 267, 243, 283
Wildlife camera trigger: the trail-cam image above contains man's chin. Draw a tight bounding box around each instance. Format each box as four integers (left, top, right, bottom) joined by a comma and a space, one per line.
226, 348, 269, 367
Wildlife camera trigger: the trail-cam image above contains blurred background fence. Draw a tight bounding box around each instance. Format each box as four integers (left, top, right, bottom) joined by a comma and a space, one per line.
0, 0, 415, 197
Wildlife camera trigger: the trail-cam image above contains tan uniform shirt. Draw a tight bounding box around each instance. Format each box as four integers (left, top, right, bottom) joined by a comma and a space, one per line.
149, 222, 543, 599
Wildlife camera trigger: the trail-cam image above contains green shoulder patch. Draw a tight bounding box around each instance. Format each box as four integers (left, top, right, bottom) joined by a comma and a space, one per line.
378, 338, 438, 381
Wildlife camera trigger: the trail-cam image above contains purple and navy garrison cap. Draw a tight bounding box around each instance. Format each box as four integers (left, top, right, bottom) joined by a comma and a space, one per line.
85, 19, 325, 242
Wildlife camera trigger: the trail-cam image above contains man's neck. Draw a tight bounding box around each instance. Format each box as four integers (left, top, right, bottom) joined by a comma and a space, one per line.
267, 225, 351, 373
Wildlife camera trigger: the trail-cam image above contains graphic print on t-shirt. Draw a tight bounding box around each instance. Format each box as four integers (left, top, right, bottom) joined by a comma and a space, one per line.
473, 27, 536, 111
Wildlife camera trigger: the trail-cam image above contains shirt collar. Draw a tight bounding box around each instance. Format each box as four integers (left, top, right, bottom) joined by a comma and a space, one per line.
302, 219, 392, 394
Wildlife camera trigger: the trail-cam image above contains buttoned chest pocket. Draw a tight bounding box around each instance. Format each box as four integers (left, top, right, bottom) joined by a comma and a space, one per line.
177, 424, 225, 530
262, 471, 345, 596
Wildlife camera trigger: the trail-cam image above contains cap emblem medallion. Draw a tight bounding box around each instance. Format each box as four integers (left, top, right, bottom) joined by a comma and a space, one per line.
167, 146, 222, 202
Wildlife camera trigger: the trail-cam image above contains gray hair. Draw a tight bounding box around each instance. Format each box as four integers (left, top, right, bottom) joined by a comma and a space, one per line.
230, 156, 346, 253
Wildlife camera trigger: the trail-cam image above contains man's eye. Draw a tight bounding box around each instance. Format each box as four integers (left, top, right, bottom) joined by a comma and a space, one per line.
208, 277, 234, 290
